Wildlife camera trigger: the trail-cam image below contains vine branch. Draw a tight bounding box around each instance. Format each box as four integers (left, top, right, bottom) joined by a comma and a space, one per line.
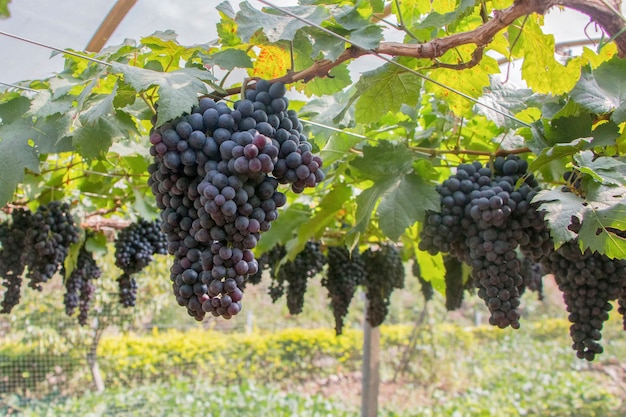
213, 0, 626, 97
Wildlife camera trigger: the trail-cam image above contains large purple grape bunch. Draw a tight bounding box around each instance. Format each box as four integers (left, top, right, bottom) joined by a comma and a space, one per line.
63, 237, 102, 325
419, 155, 551, 329
22, 201, 81, 291
148, 79, 324, 320
0, 208, 33, 313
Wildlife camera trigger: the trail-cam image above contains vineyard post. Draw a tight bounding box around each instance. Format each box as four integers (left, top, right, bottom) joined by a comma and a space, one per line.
361, 298, 381, 417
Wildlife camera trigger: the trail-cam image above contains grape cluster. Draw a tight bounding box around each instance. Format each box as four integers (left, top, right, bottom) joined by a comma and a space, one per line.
419, 156, 551, 328
22, 201, 80, 291
520, 256, 545, 301
63, 239, 102, 325
443, 255, 464, 311
0, 209, 32, 313
114, 219, 166, 308
322, 246, 366, 335
247, 244, 284, 287
362, 244, 404, 327
541, 240, 626, 361
148, 79, 324, 320
114, 219, 167, 274
267, 242, 326, 315
411, 258, 433, 302
618, 295, 626, 331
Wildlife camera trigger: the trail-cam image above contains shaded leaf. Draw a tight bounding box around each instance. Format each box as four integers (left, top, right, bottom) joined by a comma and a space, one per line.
111, 63, 214, 126
0, 134, 39, 207
378, 173, 440, 240
204, 49, 253, 70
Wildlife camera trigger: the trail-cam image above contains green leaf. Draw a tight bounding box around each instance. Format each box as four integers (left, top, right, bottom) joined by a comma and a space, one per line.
577, 183, 626, 258
350, 141, 413, 180
543, 114, 593, 145
217, 2, 242, 46
0, 0, 11, 18
28, 91, 74, 118
533, 188, 585, 247
63, 236, 85, 281
302, 64, 351, 97
85, 232, 108, 255
296, 184, 353, 246
204, 49, 253, 70
306, 29, 345, 61
112, 81, 138, 109
570, 57, 626, 123
574, 151, 626, 186
320, 131, 364, 166
475, 80, 534, 128
111, 63, 214, 126
132, 187, 158, 219
0, 134, 39, 207
590, 121, 620, 148
348, 24, 383, 50
236, 1, 329, 43
415, 248, 445, 293
73, 118, 118, 159
350, 176, 397, 237
416, 0, 477, 30
377, 173, 440, 241
351, 63, 422, 124
83, 83, 118, 125
255, 203, 312, 254
527, 139, 590, 173
0, 116, 72, 154
0, 95, 30, 123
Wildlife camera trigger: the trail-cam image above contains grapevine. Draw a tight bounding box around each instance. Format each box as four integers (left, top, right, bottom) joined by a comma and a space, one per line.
63, 236, 102, 325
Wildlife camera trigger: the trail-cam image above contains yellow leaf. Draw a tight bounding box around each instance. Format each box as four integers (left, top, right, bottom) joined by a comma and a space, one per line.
249, 45, 291, 80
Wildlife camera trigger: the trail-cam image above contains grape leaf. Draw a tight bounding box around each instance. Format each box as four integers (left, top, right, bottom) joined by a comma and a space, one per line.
350, 141, 413, 180
577, 183, 626, 258
217, 2, 242, 46
255, 203, 312, 254
320, 130, 364, 166
85, 232, 108, 255
350, 176, 397, 238
527, 139, 590, 174
475, 80, 533, 128
377, 173, 440, 241
236, 1, 329, 43
0, 134, 39, 207
72, 118, 119, 159
348, 25, 383, 50
0, 95, 30, 123
574, 151, 626, 186
351, 63, 422, 123
570, 57, 626, 123
111, 63, 214, 126
416, 0, 477, 30
590, 121, 620, 148
306, 28, 345, 61
532, 188, 585, 247
296, 184, 353, 247
0, 0, 10, 18
28, 91, 74, 118
415, 247, 445, 293
250, 45, 291, 80
508, 17, 581, 95
203, 49, 253, 70
83, 84, 118, 125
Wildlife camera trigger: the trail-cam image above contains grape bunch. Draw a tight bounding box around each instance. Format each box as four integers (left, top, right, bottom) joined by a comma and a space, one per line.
114, 219, 167, 307
541, 240, 626, 361
519, 256, 545, 301
147, 79, 324, 320
114, 219, 167, 274
0, 208, 33, 313
63, 238, 102, 325
22, 201, 80, 291
362, 244, 405, 327
418, 155, 550, 328
443, 255, 464, 311
246, 243, 284, 287
266, 241, 326, 315
411, 258, 433, 302
618, 295, 626, 331
322, 246, 366, 335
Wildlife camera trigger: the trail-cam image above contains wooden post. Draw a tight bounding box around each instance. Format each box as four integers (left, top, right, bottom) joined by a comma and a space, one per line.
85, 0, 137, 52
361, 300, 380, 417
